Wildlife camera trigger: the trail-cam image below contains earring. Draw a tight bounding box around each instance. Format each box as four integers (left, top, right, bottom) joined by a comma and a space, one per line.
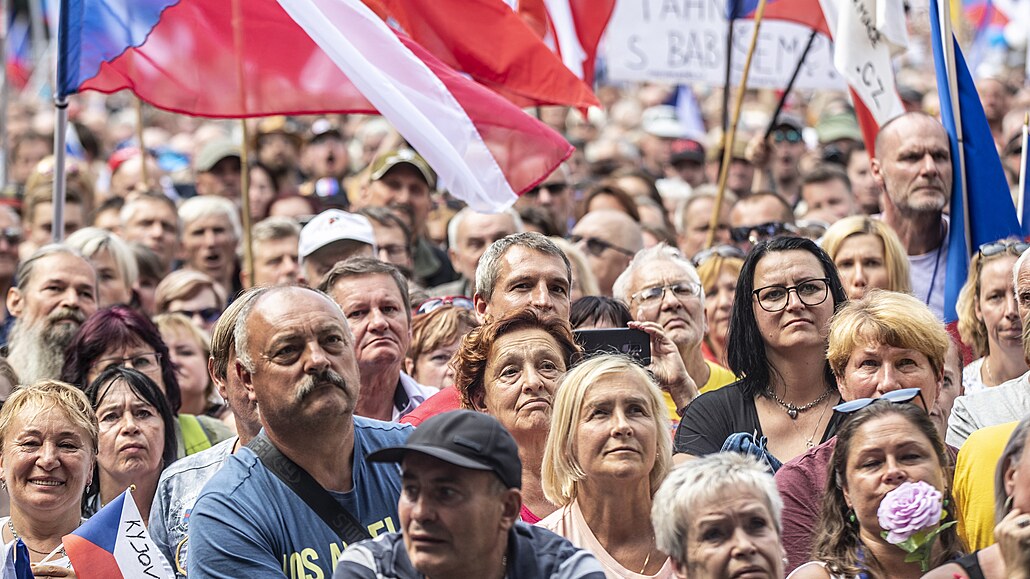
943, 498, 949, 508
0, 479, 5, 490
85, 483, 91, 494
848, 510, 857, 524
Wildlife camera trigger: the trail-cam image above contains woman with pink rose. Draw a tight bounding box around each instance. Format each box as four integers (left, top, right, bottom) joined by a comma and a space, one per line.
922, 414, 1030, 579
789, 403, 963, 579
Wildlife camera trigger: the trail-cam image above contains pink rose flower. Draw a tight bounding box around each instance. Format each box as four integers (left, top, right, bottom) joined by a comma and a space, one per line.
876, 481, 944, 544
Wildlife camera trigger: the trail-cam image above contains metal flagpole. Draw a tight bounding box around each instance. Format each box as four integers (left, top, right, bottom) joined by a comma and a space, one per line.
52, 96, 68, 243
0, 0, 9, 188
762, 29, 818, 141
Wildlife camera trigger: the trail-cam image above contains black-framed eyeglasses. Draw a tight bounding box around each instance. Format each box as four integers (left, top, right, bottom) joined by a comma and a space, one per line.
525, 182, 568, 198
978, 239, 1030, 258
570, 234, 636, 257
832, 387, 926, 414
631, 282, 702, 305
730, 221, 794, 244
416, 296, 474, 316
773, 129, 803, 144
171, 307, 222, 324
95, 352, 162, 375
692, 245, 746, 267
752, 278, 830, 312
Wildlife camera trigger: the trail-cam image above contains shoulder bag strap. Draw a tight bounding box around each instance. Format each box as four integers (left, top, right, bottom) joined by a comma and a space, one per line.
247, 431, 372, 545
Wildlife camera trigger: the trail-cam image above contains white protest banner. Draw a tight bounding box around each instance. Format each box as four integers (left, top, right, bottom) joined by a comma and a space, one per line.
604, 0, 845, 90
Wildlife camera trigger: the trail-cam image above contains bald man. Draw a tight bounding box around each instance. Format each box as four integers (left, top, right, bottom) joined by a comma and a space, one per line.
571, 210, 644, 296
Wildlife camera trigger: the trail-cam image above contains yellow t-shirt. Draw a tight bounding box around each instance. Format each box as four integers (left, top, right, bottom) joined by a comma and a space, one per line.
954, 421, 1017, 550
663, 360, 736, 422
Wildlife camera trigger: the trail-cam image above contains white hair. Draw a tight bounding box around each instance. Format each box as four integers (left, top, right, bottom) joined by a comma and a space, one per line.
178, 196, 242, 240
446, 207, 524, 250
612, 243, 703, 306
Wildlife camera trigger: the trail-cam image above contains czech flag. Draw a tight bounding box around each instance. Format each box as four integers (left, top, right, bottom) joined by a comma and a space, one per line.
0, 540, 33, 579
57, 0, 574, 212
726, 0, 831, 36
63, 489, 175, 579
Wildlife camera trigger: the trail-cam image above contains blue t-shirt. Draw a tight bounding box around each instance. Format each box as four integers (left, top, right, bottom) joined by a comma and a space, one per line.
187, 417, 412, 579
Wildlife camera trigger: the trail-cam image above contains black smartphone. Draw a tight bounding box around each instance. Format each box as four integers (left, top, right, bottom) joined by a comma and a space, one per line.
573, 328, 651, 365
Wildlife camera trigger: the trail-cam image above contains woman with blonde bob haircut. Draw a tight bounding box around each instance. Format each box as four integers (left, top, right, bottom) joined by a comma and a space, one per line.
821, 216, 910, 300
154, 269, 228, 333
0, 381, 98, 572
651, 453, 786, 579
955, 238, 1028, 393
539, 355, 675, 578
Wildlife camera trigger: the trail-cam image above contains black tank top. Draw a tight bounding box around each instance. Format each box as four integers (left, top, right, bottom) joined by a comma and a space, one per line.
953, 552, 987, 579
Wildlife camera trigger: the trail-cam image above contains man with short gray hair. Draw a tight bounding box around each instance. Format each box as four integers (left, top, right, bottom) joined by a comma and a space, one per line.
319, 258, 436, 421
473, 232, 573, 323
241, 217, 301, 288
430, 208, 523, 298
613, 244, 735, 419
5, 245, 98, 382
188, 285, 411, 579
179, 195, 241, 297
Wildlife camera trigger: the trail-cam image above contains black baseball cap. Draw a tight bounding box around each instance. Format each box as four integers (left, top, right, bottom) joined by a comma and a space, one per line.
368, 410, 522, 489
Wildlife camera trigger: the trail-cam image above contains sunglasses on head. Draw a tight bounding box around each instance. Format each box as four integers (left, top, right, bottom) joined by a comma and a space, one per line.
416, 296, 474, 316
978, 239, 1030, 258
832, 387, 926, 414
172, 307, 222, 324
692, 244, 745, 267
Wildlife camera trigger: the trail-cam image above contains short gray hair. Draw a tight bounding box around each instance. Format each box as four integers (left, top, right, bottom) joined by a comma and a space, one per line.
240, 217, 301, 260
1013, 246, 1030, 298
234, 285, 343, 372
211, 286, 267, 380
474, 232, 571, 301
178, 195, 241, 240
446, 207, 524, 249
652, 453, 783, 567
16, 244, 93, 292
316, 257, 410, 323
65, 227, 139, 288
612, 243, 702, 305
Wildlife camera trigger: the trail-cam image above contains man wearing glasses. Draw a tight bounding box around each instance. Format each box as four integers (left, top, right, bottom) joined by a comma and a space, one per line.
728, 191, 797, 251
514, 164, 574, 236
613, 244, 735, 421
772, 291, 949, 572
570, 210, 643, 297
750, 114, 807, 206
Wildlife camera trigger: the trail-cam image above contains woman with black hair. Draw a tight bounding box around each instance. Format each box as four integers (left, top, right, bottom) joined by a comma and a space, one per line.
674, 236, 849, 469
83, 366, 178, 523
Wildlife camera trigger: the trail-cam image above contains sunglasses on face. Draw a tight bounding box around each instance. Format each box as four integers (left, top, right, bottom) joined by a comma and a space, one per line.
730, 222, 794, 244
692, 245, 746, 267
773, 129, 803, 144
832, 387, 927, 414
172, 307, 222, 324
416, 296, 474, 316
0, 227, 21, 246
978, 240, 1030, 258
525, 182, 568, 198
570, 234, 636, 257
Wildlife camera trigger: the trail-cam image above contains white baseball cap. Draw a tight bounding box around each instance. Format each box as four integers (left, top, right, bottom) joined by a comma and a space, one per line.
298, 209, 377, 258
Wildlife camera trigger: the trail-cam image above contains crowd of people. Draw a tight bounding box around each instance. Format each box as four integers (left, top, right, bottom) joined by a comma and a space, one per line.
0, 41, 1027, 579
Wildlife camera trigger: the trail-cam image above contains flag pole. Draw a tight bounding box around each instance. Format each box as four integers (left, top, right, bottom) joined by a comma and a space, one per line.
937, 0, 969, 254
135, 98, 148, 186
762, 28, 817, 140
0, 0, 9, 189
240, 119, 254, 287
1019, 113, 1028, 232
707, 0, 768, 249
722, 20, 735, 135
52, 96, 68, 243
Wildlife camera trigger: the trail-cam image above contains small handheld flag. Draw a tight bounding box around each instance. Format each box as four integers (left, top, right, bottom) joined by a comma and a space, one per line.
63, 488, 174, 579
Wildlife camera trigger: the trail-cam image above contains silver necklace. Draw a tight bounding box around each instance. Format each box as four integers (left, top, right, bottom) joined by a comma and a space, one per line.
7, 519, 67, 559
765, 388, 832, 419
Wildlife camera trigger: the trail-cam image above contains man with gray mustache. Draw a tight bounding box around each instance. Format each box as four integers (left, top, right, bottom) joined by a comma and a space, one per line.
5, 245, 97, 383
188, 285, 412, 579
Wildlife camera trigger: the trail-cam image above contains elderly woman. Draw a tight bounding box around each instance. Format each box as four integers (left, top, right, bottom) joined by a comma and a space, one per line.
675, 236, 849, 467
61, 305, 234, 458
154, 312, 227, 420
405, 304, 478, 389
65, 226, 139, 308
454, 307, 581, 522
83, 366, 177, 523
0, 381, 96, 575
154, 270, 228, 334
540, 355, 675, 578
924, 415, 1030, 578
791, 403, 962, 579
693, 246, 745, 366
652, 453, 787, 579
821, 216, 910, 300
956, 238, 1029, 393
